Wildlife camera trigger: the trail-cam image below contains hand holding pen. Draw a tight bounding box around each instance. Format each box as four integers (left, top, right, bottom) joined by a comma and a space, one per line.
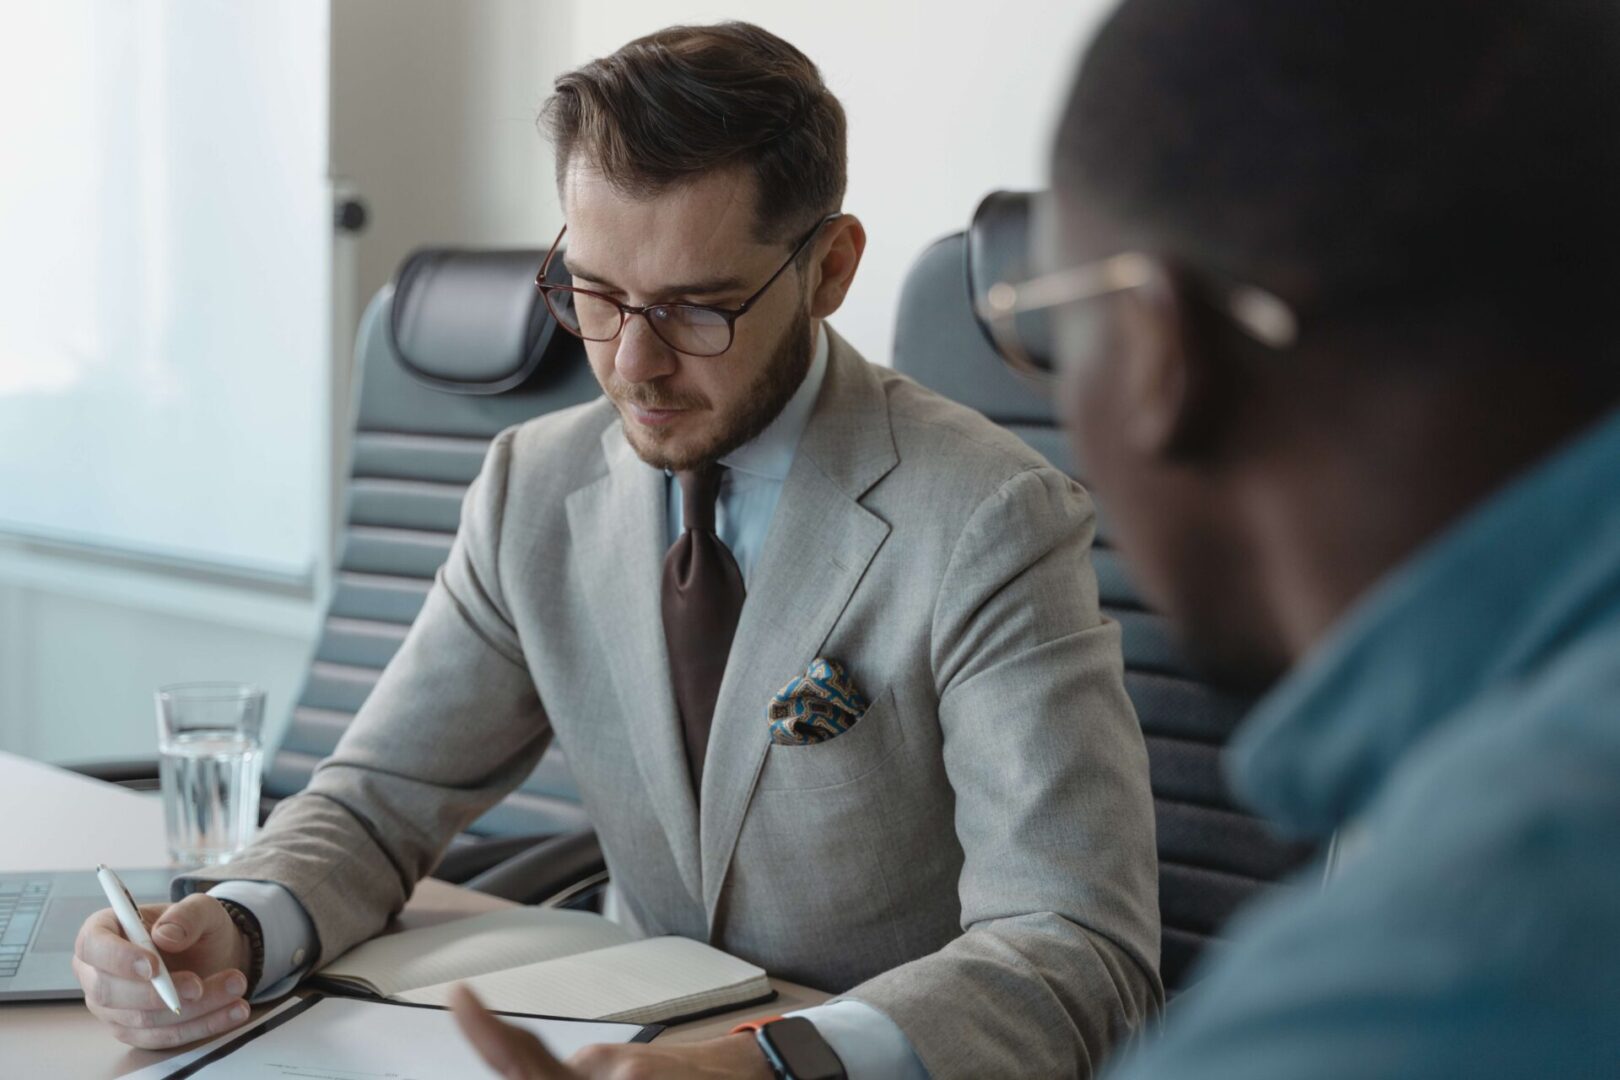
96, 865, 183, 1014
72, 868, 256, 1049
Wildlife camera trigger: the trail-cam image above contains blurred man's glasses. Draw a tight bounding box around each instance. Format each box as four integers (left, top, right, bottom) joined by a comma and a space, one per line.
535, 214, 840, 358
965, 191, 1297, 382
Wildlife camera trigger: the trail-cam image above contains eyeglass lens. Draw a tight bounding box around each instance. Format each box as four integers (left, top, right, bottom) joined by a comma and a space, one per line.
543, 284, 735, 358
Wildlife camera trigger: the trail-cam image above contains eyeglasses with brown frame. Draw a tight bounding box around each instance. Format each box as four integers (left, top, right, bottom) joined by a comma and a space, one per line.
535, 213, 841, 358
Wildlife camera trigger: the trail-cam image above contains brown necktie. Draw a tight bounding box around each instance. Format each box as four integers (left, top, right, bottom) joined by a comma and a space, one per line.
661, 465, 746, 791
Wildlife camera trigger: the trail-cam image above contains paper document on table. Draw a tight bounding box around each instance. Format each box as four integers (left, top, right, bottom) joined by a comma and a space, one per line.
115, 998, 304, 1080
141, 994, 655, 1078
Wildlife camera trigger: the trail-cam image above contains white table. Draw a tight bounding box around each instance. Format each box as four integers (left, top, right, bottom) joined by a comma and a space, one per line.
0, 750, 172, 869
0, 750, 824, 1076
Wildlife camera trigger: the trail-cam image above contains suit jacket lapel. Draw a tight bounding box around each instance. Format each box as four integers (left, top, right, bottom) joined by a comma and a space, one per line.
699, 327, 899, 923
564, 421, 702, 903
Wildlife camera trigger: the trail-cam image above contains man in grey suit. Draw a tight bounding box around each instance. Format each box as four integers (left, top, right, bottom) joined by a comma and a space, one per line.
72, 22, 1159, 1078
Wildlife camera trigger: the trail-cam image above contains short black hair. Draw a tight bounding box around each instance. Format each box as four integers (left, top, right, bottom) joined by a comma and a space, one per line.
1054, 0, 1620, 347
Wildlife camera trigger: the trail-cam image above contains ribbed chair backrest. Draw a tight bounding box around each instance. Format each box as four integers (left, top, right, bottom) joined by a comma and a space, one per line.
891, 199, 1313, 993
266, 248, 603, 845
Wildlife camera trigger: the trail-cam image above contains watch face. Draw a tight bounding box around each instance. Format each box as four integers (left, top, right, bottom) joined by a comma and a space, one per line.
763, 1017, 845, 1080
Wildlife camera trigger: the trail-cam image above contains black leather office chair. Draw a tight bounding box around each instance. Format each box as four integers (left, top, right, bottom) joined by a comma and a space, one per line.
75, 247, 610, 906
892, 192, 1314, 994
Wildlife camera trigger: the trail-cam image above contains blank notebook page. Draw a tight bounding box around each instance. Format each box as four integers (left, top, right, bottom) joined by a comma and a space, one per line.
397, 935, 769, 1023
316, 907, 632, 998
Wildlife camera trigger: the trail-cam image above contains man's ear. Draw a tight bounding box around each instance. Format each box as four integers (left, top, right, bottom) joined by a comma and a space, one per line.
808, 215, 866, 318
1114, 261, 1228, 462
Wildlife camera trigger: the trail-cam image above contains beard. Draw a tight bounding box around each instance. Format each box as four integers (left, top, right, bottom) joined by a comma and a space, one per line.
610, 303, 815, 472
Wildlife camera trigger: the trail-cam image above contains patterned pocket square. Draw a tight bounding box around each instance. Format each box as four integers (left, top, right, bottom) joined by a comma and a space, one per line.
767, 658, 870, 746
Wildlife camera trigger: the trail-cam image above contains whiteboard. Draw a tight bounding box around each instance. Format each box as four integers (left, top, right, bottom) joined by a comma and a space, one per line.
0, 1, 329, 579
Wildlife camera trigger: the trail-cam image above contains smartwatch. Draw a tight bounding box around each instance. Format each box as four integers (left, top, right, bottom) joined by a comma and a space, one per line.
731, 1015, 847, 1080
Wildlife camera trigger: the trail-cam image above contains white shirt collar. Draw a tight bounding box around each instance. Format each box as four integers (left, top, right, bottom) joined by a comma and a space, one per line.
719, 322, 829, 482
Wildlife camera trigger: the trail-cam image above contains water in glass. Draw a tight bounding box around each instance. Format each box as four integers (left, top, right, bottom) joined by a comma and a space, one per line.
160, 730, 263, 865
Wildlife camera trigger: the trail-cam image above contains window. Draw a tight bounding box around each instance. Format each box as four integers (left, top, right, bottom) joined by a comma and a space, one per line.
0, 1, 329, 580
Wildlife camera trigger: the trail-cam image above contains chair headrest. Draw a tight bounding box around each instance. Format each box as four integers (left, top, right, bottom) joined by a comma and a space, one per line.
966, 189, 1038, 341
892, 189, 1051, 425
388, 248, 573, 395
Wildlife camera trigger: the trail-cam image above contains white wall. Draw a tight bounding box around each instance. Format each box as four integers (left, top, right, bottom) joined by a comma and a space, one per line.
329, 0, 570, 319
560, 0, 1115, 364
0, 541, 313, 764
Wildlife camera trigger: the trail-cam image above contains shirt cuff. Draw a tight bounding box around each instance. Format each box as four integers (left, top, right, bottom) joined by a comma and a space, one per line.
788, 1000, 930, 1080
206, 880, 317, 1003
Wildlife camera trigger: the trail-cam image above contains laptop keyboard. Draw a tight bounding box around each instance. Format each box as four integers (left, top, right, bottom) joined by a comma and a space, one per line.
0, 879, 51, 977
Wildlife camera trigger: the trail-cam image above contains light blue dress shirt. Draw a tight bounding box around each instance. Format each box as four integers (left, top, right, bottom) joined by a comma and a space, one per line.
212, 325, 929, 1079
1105, 406, 1620, 1079
664, 318, 829, 583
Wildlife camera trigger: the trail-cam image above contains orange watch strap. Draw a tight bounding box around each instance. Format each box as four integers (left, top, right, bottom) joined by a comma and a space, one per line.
729, 1014, 787, 1036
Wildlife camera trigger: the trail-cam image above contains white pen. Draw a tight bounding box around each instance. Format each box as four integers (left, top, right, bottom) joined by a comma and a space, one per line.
95, 863, 183, 1015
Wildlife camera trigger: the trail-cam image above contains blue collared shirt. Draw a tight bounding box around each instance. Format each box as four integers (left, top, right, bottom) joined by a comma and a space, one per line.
212, 324, 929, 1078
1106, 406, 1620, 1079
664, 318, 829, 583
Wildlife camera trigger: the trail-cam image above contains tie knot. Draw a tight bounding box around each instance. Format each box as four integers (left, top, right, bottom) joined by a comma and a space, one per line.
677, 464, 723, 533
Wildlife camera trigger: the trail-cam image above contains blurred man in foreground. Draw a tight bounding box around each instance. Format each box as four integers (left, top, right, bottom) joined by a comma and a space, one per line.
976, 1, 1620, 1076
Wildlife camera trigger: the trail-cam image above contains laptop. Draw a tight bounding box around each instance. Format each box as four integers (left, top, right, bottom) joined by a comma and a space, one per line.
0, 868, 177, 1001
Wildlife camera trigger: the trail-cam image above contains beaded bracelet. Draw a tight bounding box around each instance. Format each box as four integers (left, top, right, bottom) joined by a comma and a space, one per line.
215, 897, 266, 997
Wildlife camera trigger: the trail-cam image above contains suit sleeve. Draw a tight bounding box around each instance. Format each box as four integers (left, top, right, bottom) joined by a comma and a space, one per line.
173, 427, 553, 966
843, 466, 1163, 1079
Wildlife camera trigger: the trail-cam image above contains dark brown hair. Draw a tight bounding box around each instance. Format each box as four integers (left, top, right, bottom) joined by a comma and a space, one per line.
540, 21, 847, 243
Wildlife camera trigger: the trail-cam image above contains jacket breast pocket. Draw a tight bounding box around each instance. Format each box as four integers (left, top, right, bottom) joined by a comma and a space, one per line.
756, 687, 905, 792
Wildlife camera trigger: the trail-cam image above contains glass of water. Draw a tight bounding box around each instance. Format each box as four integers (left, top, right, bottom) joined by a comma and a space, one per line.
155, 683, 265, 866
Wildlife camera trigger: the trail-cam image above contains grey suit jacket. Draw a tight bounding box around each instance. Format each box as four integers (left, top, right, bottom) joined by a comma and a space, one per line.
180, 329, 1163, 1077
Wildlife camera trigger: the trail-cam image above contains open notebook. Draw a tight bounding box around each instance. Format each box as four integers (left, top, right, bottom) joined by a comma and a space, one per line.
311, 907, 775, 1026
